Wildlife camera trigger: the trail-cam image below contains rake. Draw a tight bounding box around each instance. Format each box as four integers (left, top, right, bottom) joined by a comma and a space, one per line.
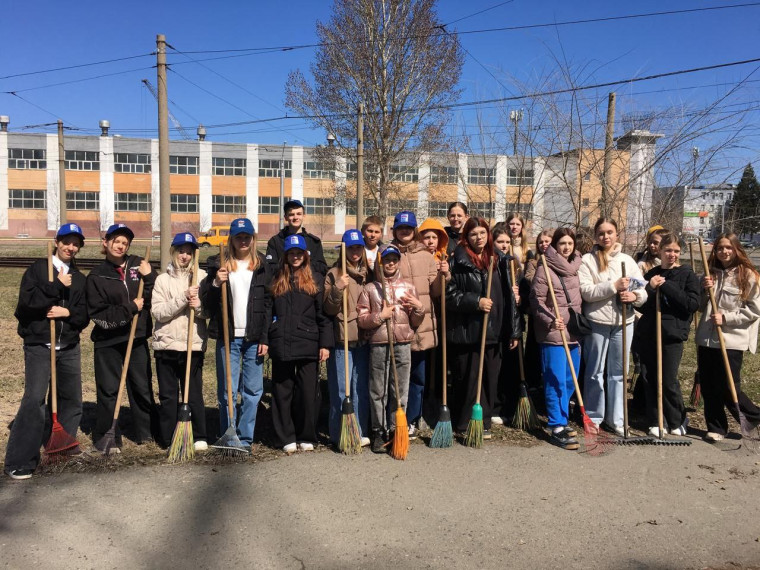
430, 271, 453, 448
338, 242, 362, 455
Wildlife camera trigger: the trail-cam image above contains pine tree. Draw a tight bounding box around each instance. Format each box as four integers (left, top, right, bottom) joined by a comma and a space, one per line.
729, 164, 760, 237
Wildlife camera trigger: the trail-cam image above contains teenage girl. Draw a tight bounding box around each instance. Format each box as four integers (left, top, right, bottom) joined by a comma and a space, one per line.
506, 212, 532, 271
444, 202, 469, 257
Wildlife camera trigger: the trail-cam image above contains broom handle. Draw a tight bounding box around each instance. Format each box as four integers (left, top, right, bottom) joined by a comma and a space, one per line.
540, 254, 584, 408
689, 242, 699, 334
474, 257, 495, 406
48, 242, 58, 416
112, 246, 151, 421
219, 244, 236, 422
621, 262, 629, 436
656, 288, 664, 439
440, 271, 447, 406
697, 238, 740, 405
181, 249, 199, 406
341, 243, 351, 398
509, 245, 526, 382
379, 257, 401, 405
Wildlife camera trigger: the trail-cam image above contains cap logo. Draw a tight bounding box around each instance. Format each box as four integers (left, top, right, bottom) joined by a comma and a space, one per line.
401, 214, 409, 222
238, 220, 245, 227
185, 233, 192, 241
351, 231, 359, 240
70, 224, 78, 231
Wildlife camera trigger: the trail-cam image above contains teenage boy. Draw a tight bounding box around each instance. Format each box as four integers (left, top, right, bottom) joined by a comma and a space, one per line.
265, 199, 327, 278
5, 224, 89, 480
361, 215, 384, 269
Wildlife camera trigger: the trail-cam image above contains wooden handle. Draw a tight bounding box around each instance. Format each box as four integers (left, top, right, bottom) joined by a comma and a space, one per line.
219, 244, 236, 422
509, 246, 527, 383
48, 242, 58, 415
112, 245, 152, 420
656, 288, 664, 438
181, 249, 199, 406
540, 253, 584, 408
474, 257, 495, 405
440, 271, 447, 406
621, 261, 628, 434
689, 242, 699, 334
697, 237, 740, 405
378, 254, 401, 404
341, 243, 351, 398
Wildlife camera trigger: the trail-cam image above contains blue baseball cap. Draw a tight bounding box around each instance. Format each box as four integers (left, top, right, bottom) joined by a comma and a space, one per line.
56, 223, 85, 243
171, 232, 199, 249
105, 223, 134, 241
283, 199, 304, 213
392, 211, 417, 229
380, 244, 401, 259
284, 234, 307, 252
229, 218, 255, 236
341, 229, 365, 248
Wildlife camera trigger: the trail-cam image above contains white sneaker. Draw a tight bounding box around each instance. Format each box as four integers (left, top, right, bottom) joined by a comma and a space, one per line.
491, 416, 504, 426
283, 442, 297, 454
298, 442, 314, 452
669, 426, 687, 436
648, 426, 665, 438
360, 437, 371, 447
408, 425, 417, 440
193, 441, 208, 452
705, 432, 724, 442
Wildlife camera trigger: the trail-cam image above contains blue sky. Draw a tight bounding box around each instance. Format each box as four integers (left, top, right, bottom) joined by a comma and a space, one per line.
2, 1, 758, 181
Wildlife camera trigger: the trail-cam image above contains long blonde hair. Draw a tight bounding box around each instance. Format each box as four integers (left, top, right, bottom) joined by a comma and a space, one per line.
506, 212, 530, 264
226, 234, 260, 272
593, 217, 618, 273
708, 232, 760, 300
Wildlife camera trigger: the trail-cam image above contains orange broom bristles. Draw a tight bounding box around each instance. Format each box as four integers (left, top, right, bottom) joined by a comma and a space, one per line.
390, 408, 409, 460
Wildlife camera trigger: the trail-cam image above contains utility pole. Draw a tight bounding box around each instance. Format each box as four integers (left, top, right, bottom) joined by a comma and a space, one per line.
691, 146, 699, 186
57, 120, 67, 225
356, 102, 364, 228
509, 109, 523, 157
279, 142, 286, 230
601, 92, 616, 219
157, 34, 171, 269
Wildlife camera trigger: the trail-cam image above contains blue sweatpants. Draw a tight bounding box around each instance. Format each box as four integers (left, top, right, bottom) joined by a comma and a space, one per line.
541, 343, 580, 428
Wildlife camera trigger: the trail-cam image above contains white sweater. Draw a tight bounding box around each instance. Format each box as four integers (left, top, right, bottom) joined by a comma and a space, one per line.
578, 243, 647, 325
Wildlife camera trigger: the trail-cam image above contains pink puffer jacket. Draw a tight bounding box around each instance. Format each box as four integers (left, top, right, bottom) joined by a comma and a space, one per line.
357, 271, 424, 345
530, 246, 583, 345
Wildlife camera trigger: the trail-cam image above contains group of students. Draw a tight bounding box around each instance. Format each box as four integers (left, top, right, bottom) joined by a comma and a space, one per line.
5, 200, 760, 479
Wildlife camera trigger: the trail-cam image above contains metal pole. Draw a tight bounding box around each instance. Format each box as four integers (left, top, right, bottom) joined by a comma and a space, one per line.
357, 102, 364, 228
157, 34, 171, 269
602, 92, 616, 219
279, 142, 286, 230
57, 120, 66, 225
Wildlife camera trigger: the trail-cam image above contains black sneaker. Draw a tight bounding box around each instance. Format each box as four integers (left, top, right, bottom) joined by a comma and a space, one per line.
562, 426, 578, 438
5, 468, 33, 480
550, 430, 580, 450
371, 431, 386, 454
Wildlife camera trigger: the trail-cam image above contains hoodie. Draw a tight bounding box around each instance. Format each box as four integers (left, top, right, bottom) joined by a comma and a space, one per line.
418, 218, 449, 261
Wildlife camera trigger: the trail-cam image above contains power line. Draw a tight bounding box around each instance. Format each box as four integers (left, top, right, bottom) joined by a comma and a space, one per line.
0, 53, 154, 81
6, 92, 74, 126
2, 66, 155, 94
444, 0, 516, 27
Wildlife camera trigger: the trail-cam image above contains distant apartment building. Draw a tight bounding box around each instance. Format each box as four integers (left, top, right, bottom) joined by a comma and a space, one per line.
653, 183, 734, 238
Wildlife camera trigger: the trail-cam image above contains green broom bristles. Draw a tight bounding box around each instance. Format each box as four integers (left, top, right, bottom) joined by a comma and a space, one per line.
512, 383, 540, 431
339, 397, 362, 455
167, 405, 194, 463
430, 405, 453, 448
464, 403, 484, 448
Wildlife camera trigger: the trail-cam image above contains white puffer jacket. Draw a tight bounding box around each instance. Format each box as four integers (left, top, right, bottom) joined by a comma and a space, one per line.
151, 264, 208, 352
578, 243, 647, 325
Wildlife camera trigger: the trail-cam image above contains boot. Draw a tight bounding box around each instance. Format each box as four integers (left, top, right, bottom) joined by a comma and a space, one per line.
371, 429, 386, 454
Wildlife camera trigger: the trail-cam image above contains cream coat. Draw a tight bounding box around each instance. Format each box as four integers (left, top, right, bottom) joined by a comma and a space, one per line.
151, 264, 208, 352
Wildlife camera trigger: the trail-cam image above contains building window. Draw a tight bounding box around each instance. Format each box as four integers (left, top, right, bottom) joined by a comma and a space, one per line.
427, 201, 450, 217
258, 195, 289, 214
213, 157, 246, 176
171, 194, 199, 213
303, 161, 334, 180
582, 198, 590, 207
304, 197, 333, 215
8, 148, 46, 170
114, 153, 151, 174
506, 168, 534, 186
259, 159, 291, 178
9, 189, 46, 209
66, 191, 99, 211
115, 192, 151, 212
65, 150, 100, 171
212, 195, 246, 214
467, 167, 495, 185
345, 162, 358, 181
430, 166, 458, 185
583, 171, 591, 181
390, 164, 419, 183
507, 202, 533, 219
469, 202, 493, 219
346, 198, 379, 216
170, 155, 199, 175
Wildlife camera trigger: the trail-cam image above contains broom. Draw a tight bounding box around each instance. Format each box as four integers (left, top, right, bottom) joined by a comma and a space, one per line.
168, 248, 200, 463
338, 242, 362, 455
510, 245, 539, 431
95, 246, 151, 456
465, 256, 495, 449
698, 238, 760, 446
209, 243, 249, 457
688, 241, 702, 408
42, 241, 80, 462
430, 271, 453, 448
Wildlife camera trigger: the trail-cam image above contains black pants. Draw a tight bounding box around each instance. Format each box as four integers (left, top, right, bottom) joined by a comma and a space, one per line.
271, 359, 321, 447
154, 350, 207, 447
640, 340, 686, 429
94, 339, 156, 445
451, 344, 502, 432
495, 341, 520, 419
4, 343, 82, 472
697, 346, 760, 435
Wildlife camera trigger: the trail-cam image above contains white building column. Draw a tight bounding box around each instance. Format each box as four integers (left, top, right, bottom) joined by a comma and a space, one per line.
245, 144, 259, 227
417, 153, 430, 220
291, 146, 304, 202
199, 141, 212, 232
531, 157, 548, 228
0, 132, 8, 230
495, 155, 507, 221
46, 134, 59, 230
99, 135, 114, 231
150, 139, 160, 232
334, 155, 347, 234
457, 153, 468, 203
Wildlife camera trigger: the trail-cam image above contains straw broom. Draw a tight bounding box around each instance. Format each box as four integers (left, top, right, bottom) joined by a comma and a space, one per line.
430, 270, 453, 448
338, 243, 362, 454
95, 246, 151, 456
42, 241, 80, 462
168, 249, 200, 463
465, 257, 495, 449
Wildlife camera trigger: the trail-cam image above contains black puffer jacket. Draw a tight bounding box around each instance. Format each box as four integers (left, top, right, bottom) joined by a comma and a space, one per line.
444, 226, 461, 257
638, 264, 701, 343
87, 255, 156, 347
265, 227, 328, 278
199, 252, 271, 343
446, 246, 522, 346
263, 273, 333, 361
15, 258, 89, 346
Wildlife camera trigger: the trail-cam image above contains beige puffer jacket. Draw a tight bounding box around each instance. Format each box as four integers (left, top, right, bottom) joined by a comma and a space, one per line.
151, 264, 208, 352
357, 271, 424, 345
390, 239, 442, 351
323, 262, 371, 343
696, 266, 760, 353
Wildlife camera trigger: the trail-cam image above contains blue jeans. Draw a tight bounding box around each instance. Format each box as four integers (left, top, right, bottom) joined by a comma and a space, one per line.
216, 338, 264, 445
542, 343, 580, 428
582, 321, 633, 428
327, 344, 370, 444
406, 350, 428, 425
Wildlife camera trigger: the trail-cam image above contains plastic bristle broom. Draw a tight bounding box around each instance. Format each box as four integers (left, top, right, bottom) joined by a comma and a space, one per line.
338, 243, 362, 455
430, 272, 453, 448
